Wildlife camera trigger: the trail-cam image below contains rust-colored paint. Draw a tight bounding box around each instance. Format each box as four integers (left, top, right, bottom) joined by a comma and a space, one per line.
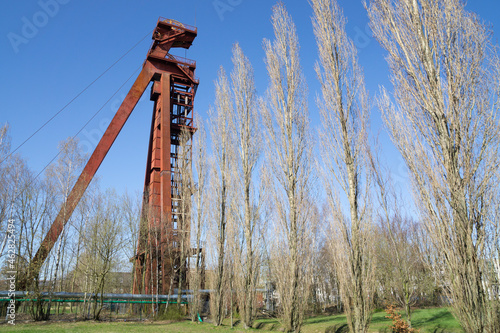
159, 73, 172, 294
133, 22, 198, 294
160, 73, 172, 224
26, 18, 199, 293
25, 63, 155, 286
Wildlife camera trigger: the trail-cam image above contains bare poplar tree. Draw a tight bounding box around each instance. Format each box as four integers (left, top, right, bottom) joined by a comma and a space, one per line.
375, 214, 432, 325
370, 153, 434, 325
174, 125, 194, 310
209, 66, 233, 326
368, 0, 500, 331
45, 137, 85, 300
0, 124, 8, 158
15, 166, 52, 274
189, 114, 208, 322
262, 3, 313, 332
0, 124, 17, 257
227, 42, 261, 329
314, 239, 342, 313
0, 126, 31, 266
120, 190, 141, 275
14, 164, 55, 320
79, 189, 124, 320
0, 124, 11, 241
68, 180, 98, 315
486, 193, 500, 301
311, 0, 375, 332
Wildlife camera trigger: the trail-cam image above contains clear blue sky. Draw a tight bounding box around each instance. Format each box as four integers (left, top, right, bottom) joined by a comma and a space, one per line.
1, 0, 499, 199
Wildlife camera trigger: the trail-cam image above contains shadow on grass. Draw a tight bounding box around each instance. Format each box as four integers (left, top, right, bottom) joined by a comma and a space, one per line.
254, 319, 279, 331
429, 326, 449, 333
324, 323, 349, 333
370, 314, 391, 324
307, 316, 343, 325
412, 309, 456, 331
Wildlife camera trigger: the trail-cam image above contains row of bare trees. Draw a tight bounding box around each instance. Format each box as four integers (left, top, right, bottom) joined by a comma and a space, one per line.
206, 39, 263, 327
201, 2, 372, 331
2, 0, 500, 332
0, 118, 437, 327
201, 1, 500, 332
368, 0, 500, 332
0, 130, 140, 320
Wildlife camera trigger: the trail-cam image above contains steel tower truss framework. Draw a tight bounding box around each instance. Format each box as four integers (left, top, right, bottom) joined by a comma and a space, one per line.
24, 18, 198, 293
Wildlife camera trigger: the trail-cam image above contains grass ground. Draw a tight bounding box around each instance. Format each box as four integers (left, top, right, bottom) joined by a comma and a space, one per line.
0, 307, 463, 332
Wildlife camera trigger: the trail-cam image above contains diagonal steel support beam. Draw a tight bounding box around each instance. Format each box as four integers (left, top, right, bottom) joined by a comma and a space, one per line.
24, 62, 155, 286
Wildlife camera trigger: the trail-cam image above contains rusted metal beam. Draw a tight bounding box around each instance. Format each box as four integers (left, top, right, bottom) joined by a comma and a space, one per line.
25, 17, 201, 297
160, 73, 172, 294
160, 73, 172, 223
25, 62, 155, 286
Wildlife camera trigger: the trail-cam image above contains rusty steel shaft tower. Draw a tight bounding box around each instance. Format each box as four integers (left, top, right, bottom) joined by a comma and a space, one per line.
133, 19, 198, 295
23, 18, 198, 294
